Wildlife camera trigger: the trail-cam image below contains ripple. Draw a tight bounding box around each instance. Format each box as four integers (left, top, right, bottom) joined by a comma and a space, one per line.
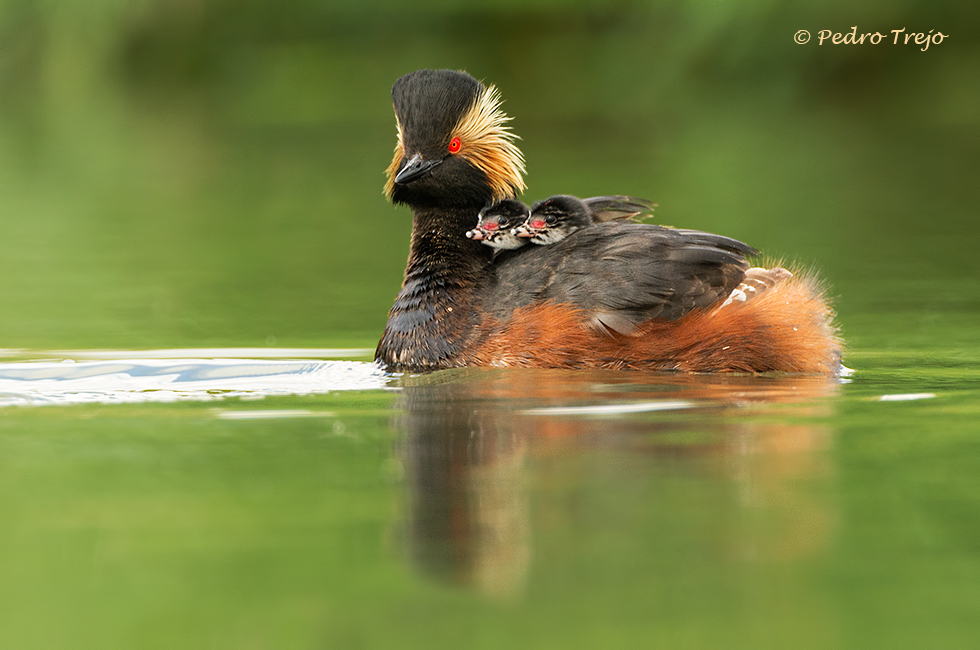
520, 400, 695, 416
0, 352, 389, 407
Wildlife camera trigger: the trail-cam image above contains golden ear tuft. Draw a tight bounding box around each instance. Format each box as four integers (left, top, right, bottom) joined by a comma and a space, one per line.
383, 119, 405, 199
451, 84, 527, 202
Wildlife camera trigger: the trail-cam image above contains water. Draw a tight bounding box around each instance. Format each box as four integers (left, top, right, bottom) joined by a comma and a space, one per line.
0, 349, 385, 407
1, 348, 978, 647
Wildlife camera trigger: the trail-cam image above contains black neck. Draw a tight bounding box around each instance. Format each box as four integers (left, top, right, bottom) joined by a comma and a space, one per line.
376, 206, 493, 371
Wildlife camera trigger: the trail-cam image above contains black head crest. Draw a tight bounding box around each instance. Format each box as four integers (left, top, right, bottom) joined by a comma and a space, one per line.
384, 69, 526, 206
391, 70, 483, 156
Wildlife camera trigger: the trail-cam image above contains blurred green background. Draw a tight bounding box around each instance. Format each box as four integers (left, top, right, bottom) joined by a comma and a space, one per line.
0, 0, 977, 354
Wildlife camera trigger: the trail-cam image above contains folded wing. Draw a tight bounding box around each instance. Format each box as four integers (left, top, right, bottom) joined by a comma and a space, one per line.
490, 221, 756, 334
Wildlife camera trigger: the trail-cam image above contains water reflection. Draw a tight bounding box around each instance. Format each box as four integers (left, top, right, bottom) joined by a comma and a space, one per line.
393, 369, 840, 595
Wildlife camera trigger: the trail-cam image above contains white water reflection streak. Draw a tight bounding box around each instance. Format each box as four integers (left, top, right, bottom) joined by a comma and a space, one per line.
0, 350, 388, 407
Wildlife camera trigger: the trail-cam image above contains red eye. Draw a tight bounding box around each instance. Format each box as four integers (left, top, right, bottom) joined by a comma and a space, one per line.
448, 137, 461, 153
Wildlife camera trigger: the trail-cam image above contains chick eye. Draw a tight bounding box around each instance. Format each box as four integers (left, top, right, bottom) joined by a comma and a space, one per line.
545, 215, 558, 226
448, 137, 462, 154
498, 218, 509, 227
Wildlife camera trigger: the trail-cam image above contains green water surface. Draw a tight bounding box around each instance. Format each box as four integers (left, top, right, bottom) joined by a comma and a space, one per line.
1, 363, 978, 648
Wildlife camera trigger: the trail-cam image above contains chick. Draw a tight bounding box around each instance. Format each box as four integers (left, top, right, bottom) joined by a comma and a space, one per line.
514, 195, 655, 245
465, 199, 531, 252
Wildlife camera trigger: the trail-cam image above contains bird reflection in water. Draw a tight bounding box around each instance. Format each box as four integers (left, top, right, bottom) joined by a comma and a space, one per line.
392, 369, 842, 596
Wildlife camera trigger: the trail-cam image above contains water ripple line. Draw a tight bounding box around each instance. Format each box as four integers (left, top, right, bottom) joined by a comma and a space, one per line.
0, 356, 389, 407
